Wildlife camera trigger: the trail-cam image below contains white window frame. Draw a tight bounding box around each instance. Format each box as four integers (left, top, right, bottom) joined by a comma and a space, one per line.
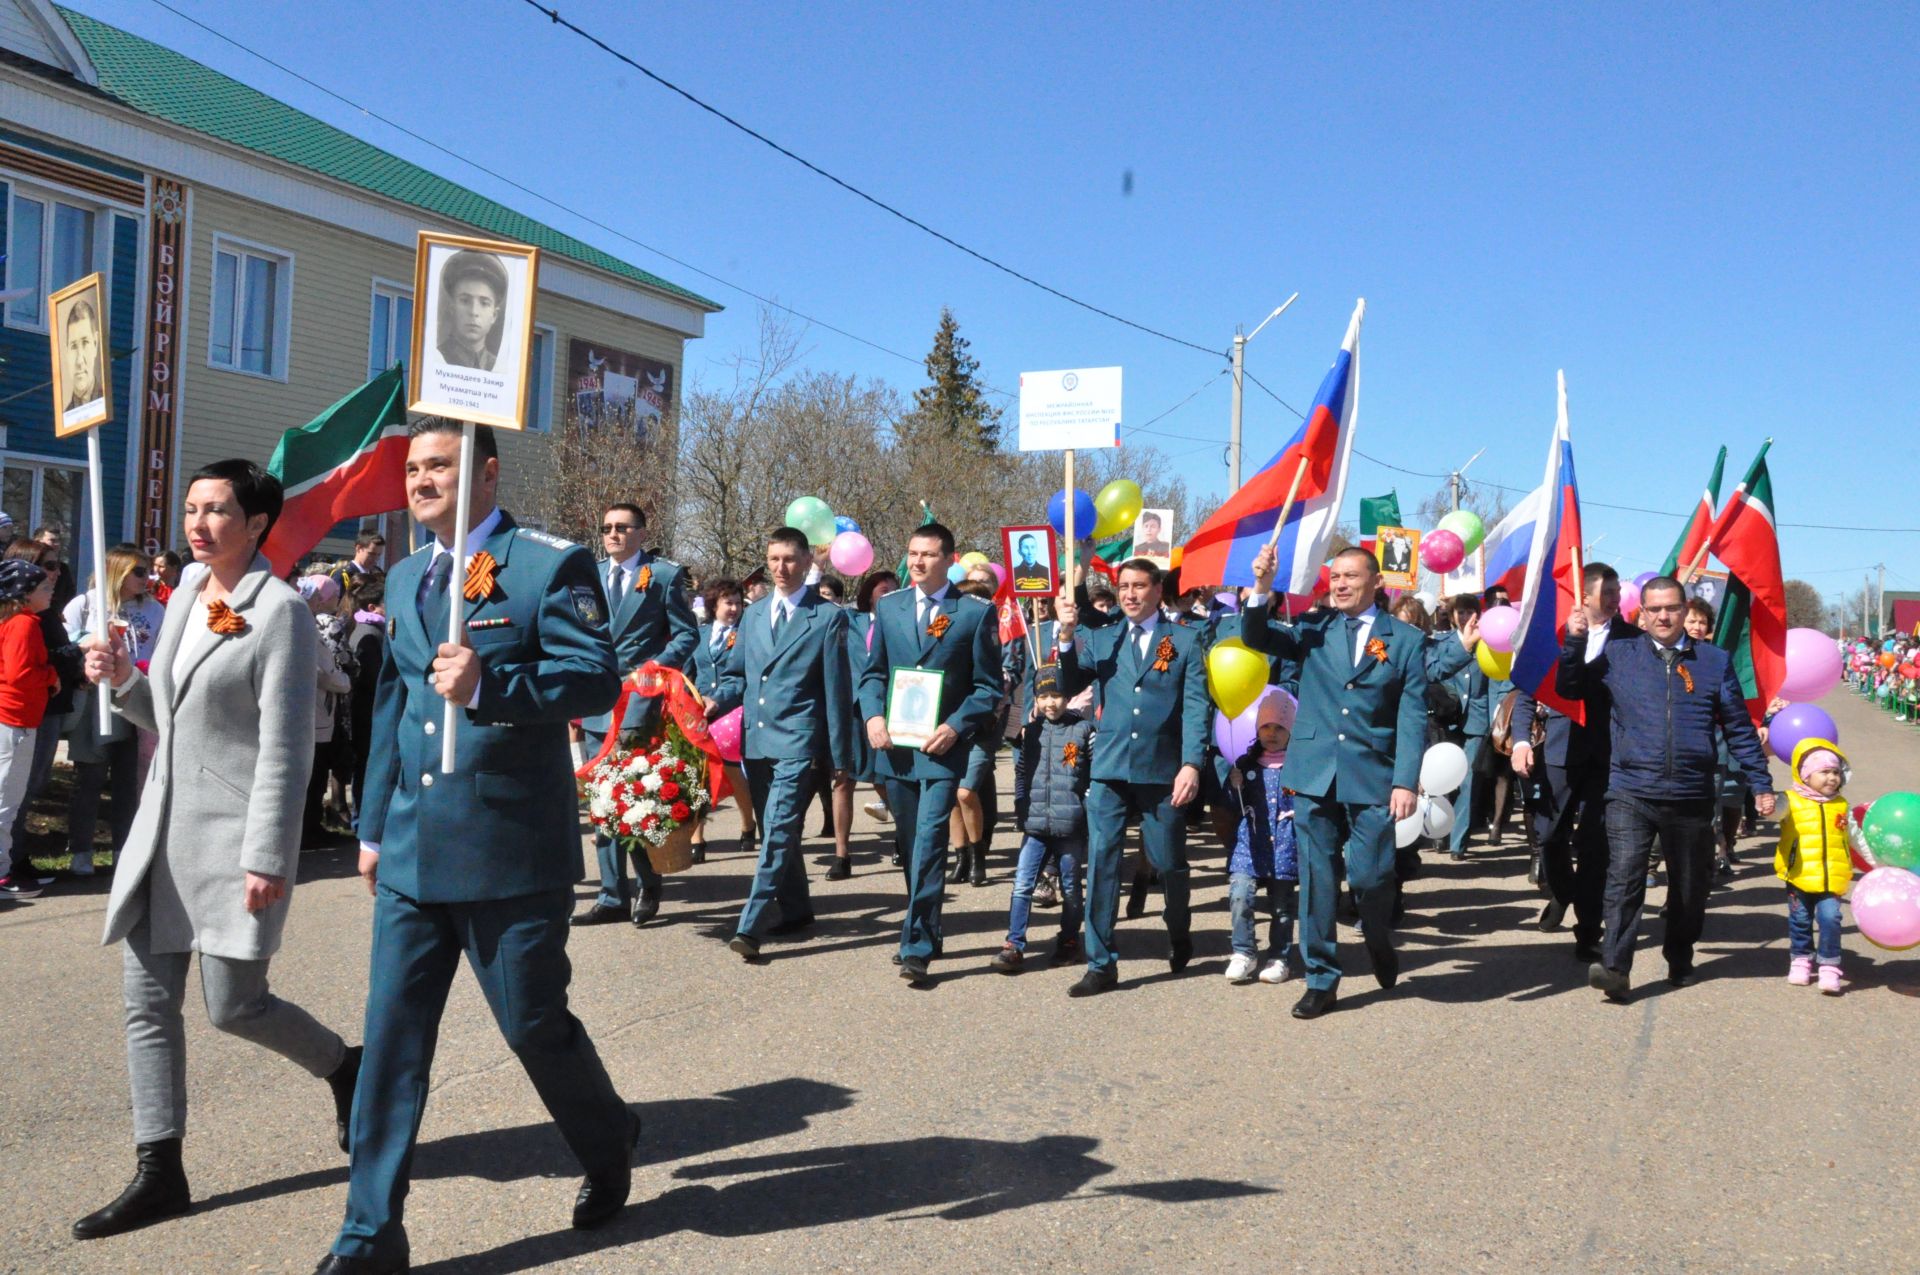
3, 181, 109, 333
0, 453, 91, 544
206, 231, 294, 382
367, 276, 413, 379
527, 322, 557, 432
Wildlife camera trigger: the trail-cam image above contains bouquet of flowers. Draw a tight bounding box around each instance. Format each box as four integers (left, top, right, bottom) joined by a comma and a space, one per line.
581, 722, 712, 866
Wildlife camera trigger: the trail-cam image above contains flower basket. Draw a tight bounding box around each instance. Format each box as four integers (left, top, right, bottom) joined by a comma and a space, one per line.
579, 718, 712, 877
645, 819, 699, 875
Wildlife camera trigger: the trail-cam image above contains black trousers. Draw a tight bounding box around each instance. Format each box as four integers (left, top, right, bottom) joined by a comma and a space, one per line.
1599, 793, 1717, 977
1534, 762, 1609, 946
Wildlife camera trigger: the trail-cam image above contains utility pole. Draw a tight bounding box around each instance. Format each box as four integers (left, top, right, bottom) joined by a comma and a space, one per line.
1447, 448, 1486, 514
1227, 293, 1299, 493
1878, 562, 1887, 637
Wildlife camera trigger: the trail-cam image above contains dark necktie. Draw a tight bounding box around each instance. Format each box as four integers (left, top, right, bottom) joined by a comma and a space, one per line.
1131, 624, 1148, 664
418, 552, 453, 628
608, 563, 626, 610
1658, 644, 1679, 669
773, 601, 789, 636
1345, 615, 1363, 668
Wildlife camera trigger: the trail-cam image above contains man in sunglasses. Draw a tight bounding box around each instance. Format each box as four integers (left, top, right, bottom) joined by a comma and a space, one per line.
572, 502, 698, 929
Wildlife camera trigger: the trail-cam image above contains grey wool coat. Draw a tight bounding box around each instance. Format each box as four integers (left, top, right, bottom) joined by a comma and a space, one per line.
100, 555, 317, 961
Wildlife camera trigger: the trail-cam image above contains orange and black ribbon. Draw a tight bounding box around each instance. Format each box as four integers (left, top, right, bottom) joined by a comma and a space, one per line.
206, 599, 247, 635
462, 550, 498, 602
928, 614, 951, 640
1152, 635, 1175, 673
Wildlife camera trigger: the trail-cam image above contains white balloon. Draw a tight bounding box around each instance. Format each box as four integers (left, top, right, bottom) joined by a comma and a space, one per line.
1420, 742, 1470, 795
1421, 793, 1456, 839
1395, 802, 1427, 848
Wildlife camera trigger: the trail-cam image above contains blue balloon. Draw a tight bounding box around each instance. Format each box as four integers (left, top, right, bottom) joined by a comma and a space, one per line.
834, 515, 862, 534
1046, 489, 1098, 538
946, 562, 969, 584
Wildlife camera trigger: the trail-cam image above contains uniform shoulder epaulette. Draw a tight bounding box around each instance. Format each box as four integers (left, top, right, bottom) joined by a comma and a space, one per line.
515, 527, 577, 552
958, 593, 993, 608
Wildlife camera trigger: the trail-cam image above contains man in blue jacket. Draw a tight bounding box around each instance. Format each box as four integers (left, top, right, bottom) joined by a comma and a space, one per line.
1241, 544, 1434, 1019
1051, 558, 1210, 996
857, 523, 1003, 983
707, 527, 856, 960
322, 422, 631, 1274
1559, 576, 1776, 1002
572, 501, 698, 929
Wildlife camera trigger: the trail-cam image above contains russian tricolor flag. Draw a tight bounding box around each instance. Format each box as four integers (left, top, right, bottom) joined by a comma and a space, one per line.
1508, 371, 1587, 724
1180, 300, 1363, 590
1482, 483, 1546, 601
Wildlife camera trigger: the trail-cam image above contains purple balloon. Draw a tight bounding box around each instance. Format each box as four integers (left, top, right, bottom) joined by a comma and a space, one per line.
1633, 571, 1658, 589
1768, 701, 1839, 765
1214, 687, 1280, 759
1779, 627, 1843, 702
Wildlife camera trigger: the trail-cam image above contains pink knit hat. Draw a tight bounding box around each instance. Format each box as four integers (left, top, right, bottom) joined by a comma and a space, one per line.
1797, 747, 1842, 782
1256, 688, 1298, 733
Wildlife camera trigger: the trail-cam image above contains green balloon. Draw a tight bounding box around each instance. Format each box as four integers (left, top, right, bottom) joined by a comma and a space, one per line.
784, 496, 835, 545
1438, 509, 1487, 555
1864, 792, 1920, 871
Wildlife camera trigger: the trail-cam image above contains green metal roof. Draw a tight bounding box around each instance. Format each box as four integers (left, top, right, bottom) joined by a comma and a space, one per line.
54, 6, 720, 311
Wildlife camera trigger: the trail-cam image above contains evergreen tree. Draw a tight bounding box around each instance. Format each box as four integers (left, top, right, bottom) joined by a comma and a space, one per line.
908, 307, 1003, 451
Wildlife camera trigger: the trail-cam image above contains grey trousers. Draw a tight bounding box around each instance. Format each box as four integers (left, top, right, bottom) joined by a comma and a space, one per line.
123, 919, 347, 1143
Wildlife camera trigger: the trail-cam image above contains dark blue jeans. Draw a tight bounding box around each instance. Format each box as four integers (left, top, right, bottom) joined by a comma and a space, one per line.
1786, 886, 1843, 965
1006, 833, 1083, 951
1599, 793, 1717, 977
1229, 874, 1297, 962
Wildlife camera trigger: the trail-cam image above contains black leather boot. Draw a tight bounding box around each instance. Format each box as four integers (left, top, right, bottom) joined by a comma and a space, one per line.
947, 844, 971, 884
73, 1138, 191, 1239
969, 842, 988, 887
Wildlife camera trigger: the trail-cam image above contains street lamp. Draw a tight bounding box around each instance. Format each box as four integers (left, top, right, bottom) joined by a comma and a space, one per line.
1229, 292, 1299, 492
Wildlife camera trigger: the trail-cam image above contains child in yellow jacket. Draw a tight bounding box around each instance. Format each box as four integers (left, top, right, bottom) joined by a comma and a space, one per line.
1774, 737, 1851, 994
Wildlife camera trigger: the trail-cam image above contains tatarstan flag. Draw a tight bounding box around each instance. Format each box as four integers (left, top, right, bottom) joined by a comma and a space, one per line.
1707, 441, 1786, 723
1659, 445, 1726, 578
260, 365, 409, 575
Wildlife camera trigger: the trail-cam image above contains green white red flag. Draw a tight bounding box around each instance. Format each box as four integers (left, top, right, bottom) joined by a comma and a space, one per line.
260, 366, 409, 575
1659, 446, 1726, 578
1706, 441, 1786, 723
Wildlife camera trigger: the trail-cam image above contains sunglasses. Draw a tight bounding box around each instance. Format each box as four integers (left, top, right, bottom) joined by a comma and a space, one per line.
600, 523, 638, 535
129, 566, 150, 577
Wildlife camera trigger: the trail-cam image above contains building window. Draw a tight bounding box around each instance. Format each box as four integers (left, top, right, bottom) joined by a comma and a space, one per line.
527, 324, 556, 432
1, 458, 88, 547
368, 280, 413, 379
4, 190, 100, 330
208, 235, 292, 379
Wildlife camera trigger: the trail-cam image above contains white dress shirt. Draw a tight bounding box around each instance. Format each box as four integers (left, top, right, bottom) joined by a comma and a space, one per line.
770, 584, 807, 632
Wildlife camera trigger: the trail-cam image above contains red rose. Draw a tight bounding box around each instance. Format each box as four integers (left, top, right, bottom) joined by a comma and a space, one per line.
670, 802, 691, 821
642, 815, 659, 830
659, 781, 681, 800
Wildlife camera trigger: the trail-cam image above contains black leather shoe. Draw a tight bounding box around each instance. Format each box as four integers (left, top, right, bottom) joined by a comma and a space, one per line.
740, 830, 758, 858
1290, 987, 1338, 1019
1371, 944, 1399, 990
767, 914, 814, 936
1573, 941, 1600, 963
898, 955, 931, 984
1168, 936, 1193, 973
889, 850, 905, 869
313, 1253, 408, 1274
1538, 899, 1568, 932
1666, 966, 1694, 988
328, 1045, 362, 1153
72, 1139, 191, 1240
1589, 962, 1631, 1002
571, 1113, 640, 1230
630, 893, 660, 927
728, 934, 761, 961
691, 843, 707, 865
570, 902, 628, 927
824, 856, 851, 880
969, 845, 988, 888
1067, 968, 1118, 998
947, 845, 971, 884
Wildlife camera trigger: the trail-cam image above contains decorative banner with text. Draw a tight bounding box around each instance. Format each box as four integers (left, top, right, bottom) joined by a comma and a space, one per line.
1018, 366, 1122, 451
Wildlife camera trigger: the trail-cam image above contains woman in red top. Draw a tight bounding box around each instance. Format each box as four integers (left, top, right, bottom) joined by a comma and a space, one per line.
0, 558, 58, 900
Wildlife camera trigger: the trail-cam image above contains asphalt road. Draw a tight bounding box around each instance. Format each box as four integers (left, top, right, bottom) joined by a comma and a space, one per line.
4, 687, 1916, 1273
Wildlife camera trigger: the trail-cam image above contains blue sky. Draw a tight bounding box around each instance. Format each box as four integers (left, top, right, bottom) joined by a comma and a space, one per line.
81, 1, 1920, 603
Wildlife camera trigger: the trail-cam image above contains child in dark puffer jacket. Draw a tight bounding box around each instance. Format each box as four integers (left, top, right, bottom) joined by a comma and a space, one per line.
993, 664, 1092, 973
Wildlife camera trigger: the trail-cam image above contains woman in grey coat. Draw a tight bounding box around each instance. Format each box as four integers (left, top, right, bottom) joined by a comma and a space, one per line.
72, 460, 360, 1242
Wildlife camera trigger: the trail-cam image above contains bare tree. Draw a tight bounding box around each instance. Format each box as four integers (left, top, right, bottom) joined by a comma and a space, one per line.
528, 408, 679, 550
1784, 578, 1827, 631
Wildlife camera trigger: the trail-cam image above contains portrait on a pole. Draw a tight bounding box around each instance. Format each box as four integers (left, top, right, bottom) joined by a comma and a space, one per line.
49, 272, 111, 437
408, 232, 541, 429
1131, 508, 1174, 568
1001, 524, 1057, 596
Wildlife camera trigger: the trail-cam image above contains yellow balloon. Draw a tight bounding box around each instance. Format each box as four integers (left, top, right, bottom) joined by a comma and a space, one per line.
959, 552, 989, 568
1477, 642, 1515, 681
1093, 479, 1144, 540
1208, 639, 1270, 718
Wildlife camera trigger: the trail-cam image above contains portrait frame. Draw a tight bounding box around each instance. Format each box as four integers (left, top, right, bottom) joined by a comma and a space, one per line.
1001, 524, 1058, 597
1375, 525, 1420, 591
1131, 507, 1175, 568
48, 272, 111, 437
886, 667, 947, 749
408, 231, 541, 430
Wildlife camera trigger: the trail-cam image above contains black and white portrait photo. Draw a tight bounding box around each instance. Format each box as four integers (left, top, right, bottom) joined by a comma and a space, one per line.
1132, 508, 1174, 567
49, 273, 111, 436
1001, 524, 1057, 596
409, 232, 541, 430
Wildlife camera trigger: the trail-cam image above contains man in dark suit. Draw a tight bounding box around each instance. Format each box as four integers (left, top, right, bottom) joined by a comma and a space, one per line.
707, 527, 856, 959
319, 422, 632, 1274
572, 501, 698, 928
1241, 544, 1434, 1019
856, 522, 1003, 983
1051, 559, 1210, 996
1509, 563, 1639, 961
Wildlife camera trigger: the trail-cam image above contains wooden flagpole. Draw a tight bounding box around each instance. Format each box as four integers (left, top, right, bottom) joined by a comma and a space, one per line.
1262, 458, 1313, 551
442, 422, 476, 773
1063, 450, 1076, 590
85, 430, 112, 735
1677, 539, 1712, 585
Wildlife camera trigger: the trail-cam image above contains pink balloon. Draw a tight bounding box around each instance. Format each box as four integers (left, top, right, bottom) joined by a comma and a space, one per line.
1479, 604, 1522, 653
1619, 581, 1642, 619
1779, 627, 1844, 702
1421, 530, 1464, 574
1851, 866, 1920, 951
987, 562, 1008, 589
828, 531, 873, 577
709, 707, 744, 763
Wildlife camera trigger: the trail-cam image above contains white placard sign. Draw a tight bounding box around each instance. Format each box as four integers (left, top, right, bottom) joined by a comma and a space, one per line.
1018, 366, 1122, 451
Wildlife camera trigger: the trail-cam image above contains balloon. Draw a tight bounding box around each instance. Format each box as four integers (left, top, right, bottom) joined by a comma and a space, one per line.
1413, 591, 1438, 610
1213, 591, 1240, 613
784, 496, 836, 546
1780, 628, 1844, 702
1847, 803, 1878, 875
1395, 800, 1428, 848
1863, 792, 1920, 871
1476, 642, 1514, 681
1767, 702, 1839, 764
1633, 571, 1658, 589
833, 515, 862, 534
1619, 581, 1642, 620
946, 562, 968, 584
1420, 742, 1469, 795
1213, 686, 1280, 759
1422, 530, 1465, 574
709, 707, 744, 763
1207, 638, 1270, 718
1436, 510, 1486, 554
1882, 652, 1899, 669
1850, 867, 1920, 951
1047, 489, 1098, 538
1480, 605, 1522, 653
1092, 479, 1145, 540
986, 562, 1007, 589
828, 531, 873, 576
1421, 793, 1456, 839
959, 551, 989, 568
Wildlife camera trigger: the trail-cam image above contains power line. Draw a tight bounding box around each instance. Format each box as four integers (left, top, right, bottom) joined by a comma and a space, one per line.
1120, 370, 1229, 443
518, 0, 1223, 359
1242, 369, 1305, 421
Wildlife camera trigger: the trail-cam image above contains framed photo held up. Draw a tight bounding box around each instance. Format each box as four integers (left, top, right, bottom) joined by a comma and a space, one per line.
1001, 525, 1058, 597
1374, 525, 1420, 590
49, 272, 111, 437
408, 232, 541, 429
1131, 508, 1174, 568
885, 667, 946, 749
